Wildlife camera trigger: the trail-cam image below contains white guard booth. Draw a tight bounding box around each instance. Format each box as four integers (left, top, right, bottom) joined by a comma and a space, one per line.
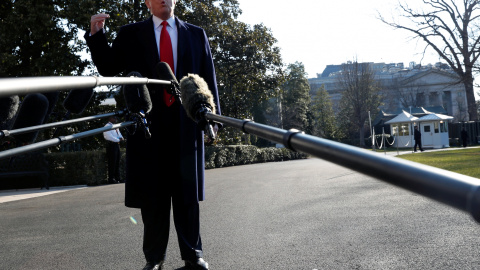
416, 114, 454, 149
385, 111, 454, 149
385, 111, 418, 148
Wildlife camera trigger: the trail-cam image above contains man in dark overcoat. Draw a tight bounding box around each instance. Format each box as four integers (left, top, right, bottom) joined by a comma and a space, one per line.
414, 125, 424, 152
85, 0, 220, 269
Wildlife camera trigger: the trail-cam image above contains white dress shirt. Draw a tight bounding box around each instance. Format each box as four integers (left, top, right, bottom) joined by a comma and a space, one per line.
103, 122, 123, 143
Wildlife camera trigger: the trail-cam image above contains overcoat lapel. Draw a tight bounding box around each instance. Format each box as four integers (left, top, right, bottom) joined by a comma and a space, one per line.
139, 17, 160, 79
175, 18, 187, 79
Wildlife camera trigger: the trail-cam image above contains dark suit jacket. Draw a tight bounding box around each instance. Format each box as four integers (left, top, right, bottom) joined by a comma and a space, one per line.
85, 17, 221, 208
414, 129, 421, 141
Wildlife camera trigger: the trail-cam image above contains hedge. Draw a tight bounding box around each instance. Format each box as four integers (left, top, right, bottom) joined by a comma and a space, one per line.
1, 146, 306, 189
46, 146, 307, 187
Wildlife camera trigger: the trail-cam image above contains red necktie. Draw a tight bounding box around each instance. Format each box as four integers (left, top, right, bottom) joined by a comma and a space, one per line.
160, 21, 175, 106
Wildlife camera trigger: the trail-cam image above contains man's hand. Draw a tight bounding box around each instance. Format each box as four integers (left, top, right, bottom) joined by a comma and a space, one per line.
90, 13, 110, 35
205, 124, 219, 144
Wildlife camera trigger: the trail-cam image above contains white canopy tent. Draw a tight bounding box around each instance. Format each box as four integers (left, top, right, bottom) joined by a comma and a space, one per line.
385, 111, 418, 148
385, 111, 454, 149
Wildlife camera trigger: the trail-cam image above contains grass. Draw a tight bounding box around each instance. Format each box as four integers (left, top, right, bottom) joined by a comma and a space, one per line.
397, 147, 480, 179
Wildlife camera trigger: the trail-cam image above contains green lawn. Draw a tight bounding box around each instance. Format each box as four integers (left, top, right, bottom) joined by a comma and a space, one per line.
398, 148, 480, 179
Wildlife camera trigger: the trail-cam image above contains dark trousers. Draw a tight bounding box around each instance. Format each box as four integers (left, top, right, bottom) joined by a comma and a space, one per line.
106, 142, 121, 182
414, 140, 423, 151
140, 179, 203, 264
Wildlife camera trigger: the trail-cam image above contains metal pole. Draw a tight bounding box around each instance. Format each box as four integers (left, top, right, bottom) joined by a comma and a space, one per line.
369, 111, 375, 151
206, 113, 480, 223
0, 111, 125, 139
0, 122, 135, 160
0, 76, 171, 97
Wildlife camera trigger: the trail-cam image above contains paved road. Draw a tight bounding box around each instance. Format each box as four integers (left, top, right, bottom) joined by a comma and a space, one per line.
1, 158, 480, 270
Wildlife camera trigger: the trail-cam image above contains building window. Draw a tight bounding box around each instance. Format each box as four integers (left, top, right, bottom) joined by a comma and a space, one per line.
392, 124, 398, 136
400, 124, 410, 136
440, 122, 448, 133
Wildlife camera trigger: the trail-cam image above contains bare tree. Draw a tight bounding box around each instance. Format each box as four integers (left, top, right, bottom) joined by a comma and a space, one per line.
379, 0, 480, 121
337, 61, 382, 146
387, 77, 427, 109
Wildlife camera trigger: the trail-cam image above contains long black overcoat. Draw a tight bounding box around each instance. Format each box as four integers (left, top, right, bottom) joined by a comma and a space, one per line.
85, 17, 221, 207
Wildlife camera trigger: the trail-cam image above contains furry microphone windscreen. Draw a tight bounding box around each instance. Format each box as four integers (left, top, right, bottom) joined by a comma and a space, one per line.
11, 93, 49, 144
0, 95, 20, 130
123, 71, 152, 114
63, 88, 94, 114
179, 74, 216, 121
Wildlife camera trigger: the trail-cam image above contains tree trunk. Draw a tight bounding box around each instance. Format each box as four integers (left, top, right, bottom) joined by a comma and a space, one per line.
464, 74, 478, 121
359, 125, 365, 147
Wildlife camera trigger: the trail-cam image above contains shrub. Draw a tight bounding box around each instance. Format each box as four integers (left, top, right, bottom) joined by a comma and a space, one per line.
4, 146, 307, 189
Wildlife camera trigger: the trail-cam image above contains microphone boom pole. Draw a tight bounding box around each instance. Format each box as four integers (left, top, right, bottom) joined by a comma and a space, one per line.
205, 113, 480, 224
0, 76, 171, 98
0, 110, 125, 139
0, 122, 135, 160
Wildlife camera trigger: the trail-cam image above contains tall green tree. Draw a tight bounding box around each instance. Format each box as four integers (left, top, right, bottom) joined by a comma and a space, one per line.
281, 62, 311, 131
174, 0, 284, 118
176, 0, 285, 145
336, 61, 381, 147
310, 85, 337, 139
0, 0, 88, 77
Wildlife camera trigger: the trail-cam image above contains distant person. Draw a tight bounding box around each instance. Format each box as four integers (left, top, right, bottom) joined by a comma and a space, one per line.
461, 128, 468, 147
414, 125, 424, 152
103, 116, 124, 184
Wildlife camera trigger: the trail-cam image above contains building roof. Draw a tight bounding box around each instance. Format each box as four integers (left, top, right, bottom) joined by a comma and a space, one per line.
320, 65, 342, 78
385, 111, 419, 124
373, 106, 448, 126
417, 114, 454, 122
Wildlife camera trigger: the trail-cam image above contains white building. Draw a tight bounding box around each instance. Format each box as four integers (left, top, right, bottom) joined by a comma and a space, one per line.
308, 62, 468, 122
385, 110, 454, 149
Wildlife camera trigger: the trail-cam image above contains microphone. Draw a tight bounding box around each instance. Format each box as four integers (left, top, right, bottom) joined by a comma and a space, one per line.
0, 95, 20, 131
179, 74, 217, 140
123, 71, 152, 138
156, 62, 182, 103
11, 93, 49, 145
52, 88, 94, 137
41, 91, 59, 124
63, 88, 95, 115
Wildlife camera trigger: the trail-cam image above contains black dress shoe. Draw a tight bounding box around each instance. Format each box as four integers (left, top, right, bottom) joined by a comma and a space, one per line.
152, 261, 164, 270
142, 262, 154, 270
142, 261, 164, 270
185, 258, 209, 270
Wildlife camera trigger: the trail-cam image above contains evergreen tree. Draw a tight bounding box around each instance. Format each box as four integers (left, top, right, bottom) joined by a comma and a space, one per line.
310, 85, 336, 139
281, 62, 311, 131
0, 0, 88, 77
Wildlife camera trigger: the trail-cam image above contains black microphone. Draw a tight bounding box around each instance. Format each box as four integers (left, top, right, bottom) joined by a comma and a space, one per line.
11, 93, 49, 144
41, 91, 59, 124
123, 71, 152, 138
52, 88, 94, 137
156, 62, 182, 103
179, 74, 217, 140
63, 88, 95, 115
0, 95, 20, 131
